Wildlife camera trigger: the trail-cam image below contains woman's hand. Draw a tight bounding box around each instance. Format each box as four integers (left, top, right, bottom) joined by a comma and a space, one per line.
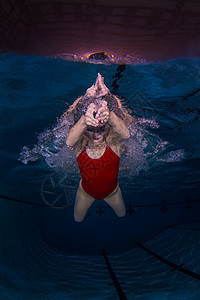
85, 103, 99, 127
96, 101, 110, 125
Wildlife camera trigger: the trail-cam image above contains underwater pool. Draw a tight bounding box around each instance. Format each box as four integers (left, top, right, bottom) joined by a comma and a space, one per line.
0, 53, 200, 299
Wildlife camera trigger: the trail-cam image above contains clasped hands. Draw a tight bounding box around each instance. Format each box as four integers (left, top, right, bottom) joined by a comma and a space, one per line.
85, 101, 110, 127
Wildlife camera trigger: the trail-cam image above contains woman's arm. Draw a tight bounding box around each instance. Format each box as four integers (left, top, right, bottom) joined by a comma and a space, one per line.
108, 111, 130, 139
96, 101, 130, 139
66, 103, 99, 147
66, 116, 86, 147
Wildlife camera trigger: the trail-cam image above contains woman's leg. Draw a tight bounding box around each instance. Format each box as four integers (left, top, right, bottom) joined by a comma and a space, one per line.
104, 186, 126, 217
74, 180, 95, 222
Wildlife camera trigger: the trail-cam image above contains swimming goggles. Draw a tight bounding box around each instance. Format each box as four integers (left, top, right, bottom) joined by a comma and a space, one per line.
86, 125, 106, 133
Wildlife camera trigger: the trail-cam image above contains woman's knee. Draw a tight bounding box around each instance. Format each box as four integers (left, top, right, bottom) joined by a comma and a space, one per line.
74, 202, 88, 222
74, 213, 85, 222
116, 206, 126, 217
104, 201, 126, 217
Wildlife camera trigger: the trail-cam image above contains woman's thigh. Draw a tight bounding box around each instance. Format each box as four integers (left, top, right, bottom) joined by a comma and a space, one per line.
74, 180, 95, 222
104, 186, 126, 217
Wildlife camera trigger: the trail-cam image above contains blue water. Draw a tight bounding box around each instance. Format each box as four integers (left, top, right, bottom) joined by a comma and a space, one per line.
0, 53, 200, 299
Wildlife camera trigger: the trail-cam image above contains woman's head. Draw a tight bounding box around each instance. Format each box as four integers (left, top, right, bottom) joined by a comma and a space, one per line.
59, 73, 133, 127
84, 124, 110, 144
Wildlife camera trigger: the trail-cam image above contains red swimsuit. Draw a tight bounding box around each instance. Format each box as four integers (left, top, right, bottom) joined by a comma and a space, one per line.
77, 144, 120, 200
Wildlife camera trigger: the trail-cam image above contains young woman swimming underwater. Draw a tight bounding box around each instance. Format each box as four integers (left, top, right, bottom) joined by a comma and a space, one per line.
66, 73, 131, 222
19, 73, 184, 222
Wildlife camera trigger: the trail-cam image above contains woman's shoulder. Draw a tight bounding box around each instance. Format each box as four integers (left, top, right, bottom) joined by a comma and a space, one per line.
75, 148, 83, 158
74, 136, 87, 157
107, 131, 122, 157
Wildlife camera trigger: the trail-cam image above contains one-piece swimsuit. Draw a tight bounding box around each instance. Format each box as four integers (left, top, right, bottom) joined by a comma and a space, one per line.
77, 143, 120, 200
